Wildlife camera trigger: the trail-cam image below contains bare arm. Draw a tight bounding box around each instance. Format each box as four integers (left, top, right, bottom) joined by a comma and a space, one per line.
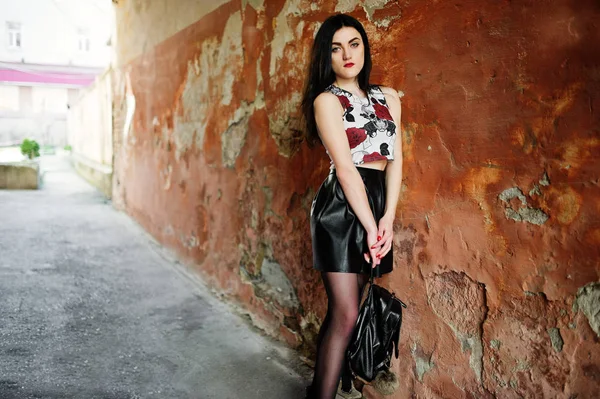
314, 92, 381, 265
382, 87, 403, 218
373, 87, 403, 259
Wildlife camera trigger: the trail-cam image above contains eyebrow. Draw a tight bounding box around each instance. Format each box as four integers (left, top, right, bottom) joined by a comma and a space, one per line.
332, 37, 360, 46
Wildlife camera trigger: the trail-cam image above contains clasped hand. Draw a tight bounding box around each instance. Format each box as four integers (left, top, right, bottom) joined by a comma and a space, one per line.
364, 214, 394, 268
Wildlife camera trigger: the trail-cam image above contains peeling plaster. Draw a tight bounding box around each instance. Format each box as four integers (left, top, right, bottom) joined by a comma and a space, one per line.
173, 11, 243, 160
269, 0, 303, 77
529, 184, 542, 197
498, 187, 549, 225
425, 272, 488, 383
504, 207, 549, 225
499, 187, 527, 205
335, 0, 360, 13
411, 343, 435, 382
575, 282, 600, 338
453, 327, 484, 382
161, 164, 172, 190
221, 126, 247, 167
222, 109, 249, 168
363, 0, 400, 28
268, 91, 303, 158
547, 328, 564, 352
334, 0, 401, 28
261, 258, 300, 309
220, 12, 244, 106
240, 251, 300, 310
122, 72, 136, 141
114, 0, 229, 64
335, 0, 398, 28
255, 54, 265, 108
242, 0, 265, 11
174, 37, 218, 160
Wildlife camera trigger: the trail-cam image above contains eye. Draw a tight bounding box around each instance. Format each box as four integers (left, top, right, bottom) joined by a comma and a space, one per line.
332, 47, 340, 53
351, 42, 359, 48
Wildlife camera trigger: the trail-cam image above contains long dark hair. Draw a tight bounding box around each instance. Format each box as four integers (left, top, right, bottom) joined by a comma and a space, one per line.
301, 14, 373, 146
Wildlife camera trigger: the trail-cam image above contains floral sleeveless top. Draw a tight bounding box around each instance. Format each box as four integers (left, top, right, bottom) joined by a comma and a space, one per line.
324, 84, 397, 166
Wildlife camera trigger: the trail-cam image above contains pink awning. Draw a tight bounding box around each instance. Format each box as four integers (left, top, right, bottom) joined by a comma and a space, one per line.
0, 68, 96, 86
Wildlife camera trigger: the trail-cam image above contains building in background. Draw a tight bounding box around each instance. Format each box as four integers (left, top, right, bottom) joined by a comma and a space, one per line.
0, 0, 113, 147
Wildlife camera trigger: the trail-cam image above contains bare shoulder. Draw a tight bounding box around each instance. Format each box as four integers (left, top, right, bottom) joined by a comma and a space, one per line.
378, 86, 401, 104
314, 91, 341, 109
378, 86, 402, 122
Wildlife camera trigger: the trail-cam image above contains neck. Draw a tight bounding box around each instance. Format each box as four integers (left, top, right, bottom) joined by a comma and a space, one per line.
334, 77, 361, 92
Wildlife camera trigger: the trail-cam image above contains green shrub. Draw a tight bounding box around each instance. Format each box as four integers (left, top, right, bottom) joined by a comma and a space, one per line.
20, 139, 40, 159
64, 144, 72, 151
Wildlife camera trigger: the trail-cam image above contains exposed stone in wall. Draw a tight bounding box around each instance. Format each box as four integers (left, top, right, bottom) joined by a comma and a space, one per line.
481, 291, 590, 397
172, 11, 245, 162
111, 0, 600, 397
266, 0, 313, 158
498, 186, 549, 225
575, 282, 600, 338
547, 327, 564, 353
240, 242, 300, 310
425, 272, 487, 384
410, 343, 434, 383
335, 0, 400, 28
222, 112, 249, 168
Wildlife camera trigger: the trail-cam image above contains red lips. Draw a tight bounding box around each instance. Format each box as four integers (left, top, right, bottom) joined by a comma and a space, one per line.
344, 63, 354, 68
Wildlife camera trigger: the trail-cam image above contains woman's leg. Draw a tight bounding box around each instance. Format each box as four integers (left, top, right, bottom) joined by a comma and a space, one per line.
340, 272, 369, 393
310, 272, 368, 399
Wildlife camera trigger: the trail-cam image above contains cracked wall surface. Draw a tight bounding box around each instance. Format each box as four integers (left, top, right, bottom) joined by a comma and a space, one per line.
111, 0, 600, 398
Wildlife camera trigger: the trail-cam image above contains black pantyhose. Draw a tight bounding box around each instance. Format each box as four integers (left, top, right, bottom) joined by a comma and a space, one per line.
309, 272, 369, 399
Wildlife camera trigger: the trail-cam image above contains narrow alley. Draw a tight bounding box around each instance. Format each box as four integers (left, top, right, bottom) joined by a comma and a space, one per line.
0, 154, 309, 399
1, 1, 599, 398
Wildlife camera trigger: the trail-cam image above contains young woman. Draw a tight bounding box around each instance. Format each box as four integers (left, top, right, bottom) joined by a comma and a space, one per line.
301, 13, 403, 399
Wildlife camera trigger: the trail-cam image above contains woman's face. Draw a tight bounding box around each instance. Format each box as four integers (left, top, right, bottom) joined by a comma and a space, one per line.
331, 26, 365, 81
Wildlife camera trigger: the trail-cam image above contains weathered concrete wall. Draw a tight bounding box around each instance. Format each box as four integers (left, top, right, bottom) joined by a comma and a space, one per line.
68, 70, 113, 167
0, 113, 67, 147
0, 84, 73, 147
111, 1, 600, 397
0, 161, 39, 189
67, 70, 113, 197
71, 153, 112, 198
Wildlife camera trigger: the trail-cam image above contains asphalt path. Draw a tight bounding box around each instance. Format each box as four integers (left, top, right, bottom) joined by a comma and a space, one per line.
0, 154, 309, 399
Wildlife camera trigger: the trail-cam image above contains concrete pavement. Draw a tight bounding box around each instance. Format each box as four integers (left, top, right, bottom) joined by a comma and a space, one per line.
0, 154, 310, 399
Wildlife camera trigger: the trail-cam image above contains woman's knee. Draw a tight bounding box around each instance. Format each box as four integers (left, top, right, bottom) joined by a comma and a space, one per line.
332, 306, 359, 337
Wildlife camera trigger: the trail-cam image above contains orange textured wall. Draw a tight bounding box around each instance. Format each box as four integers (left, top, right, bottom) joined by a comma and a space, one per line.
111, 1, 600, 397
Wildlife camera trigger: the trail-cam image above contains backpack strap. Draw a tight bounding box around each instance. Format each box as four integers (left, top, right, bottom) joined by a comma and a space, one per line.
392, 319, 400, 359
384, 293, 406, 360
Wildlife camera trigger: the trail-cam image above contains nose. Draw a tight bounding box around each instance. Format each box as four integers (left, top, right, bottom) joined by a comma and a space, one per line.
342, 47, 351, 60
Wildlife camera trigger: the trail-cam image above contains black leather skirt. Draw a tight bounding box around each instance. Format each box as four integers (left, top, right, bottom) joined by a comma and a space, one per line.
310, 167, 393, 277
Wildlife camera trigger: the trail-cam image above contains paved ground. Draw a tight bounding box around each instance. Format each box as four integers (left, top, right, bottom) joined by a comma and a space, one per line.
0, 154, 310, 399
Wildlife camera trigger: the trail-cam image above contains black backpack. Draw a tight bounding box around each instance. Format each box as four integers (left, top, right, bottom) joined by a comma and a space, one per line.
346, 274, 407, 383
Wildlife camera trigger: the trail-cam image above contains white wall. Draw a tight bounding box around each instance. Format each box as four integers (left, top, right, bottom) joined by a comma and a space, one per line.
0, 82, 74, 146
0, 85, 19, 110
32, 86, 69, 113
0, 0, 113, 67
67, 70, 112, 166
0, 113, 67, 146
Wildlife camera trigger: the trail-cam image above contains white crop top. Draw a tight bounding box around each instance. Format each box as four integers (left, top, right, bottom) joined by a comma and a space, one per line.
324, 84, 397, 166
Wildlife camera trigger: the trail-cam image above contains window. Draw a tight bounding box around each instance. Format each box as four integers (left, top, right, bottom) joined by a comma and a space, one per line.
7, 22, 21, 49
77, 29, 90, 52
